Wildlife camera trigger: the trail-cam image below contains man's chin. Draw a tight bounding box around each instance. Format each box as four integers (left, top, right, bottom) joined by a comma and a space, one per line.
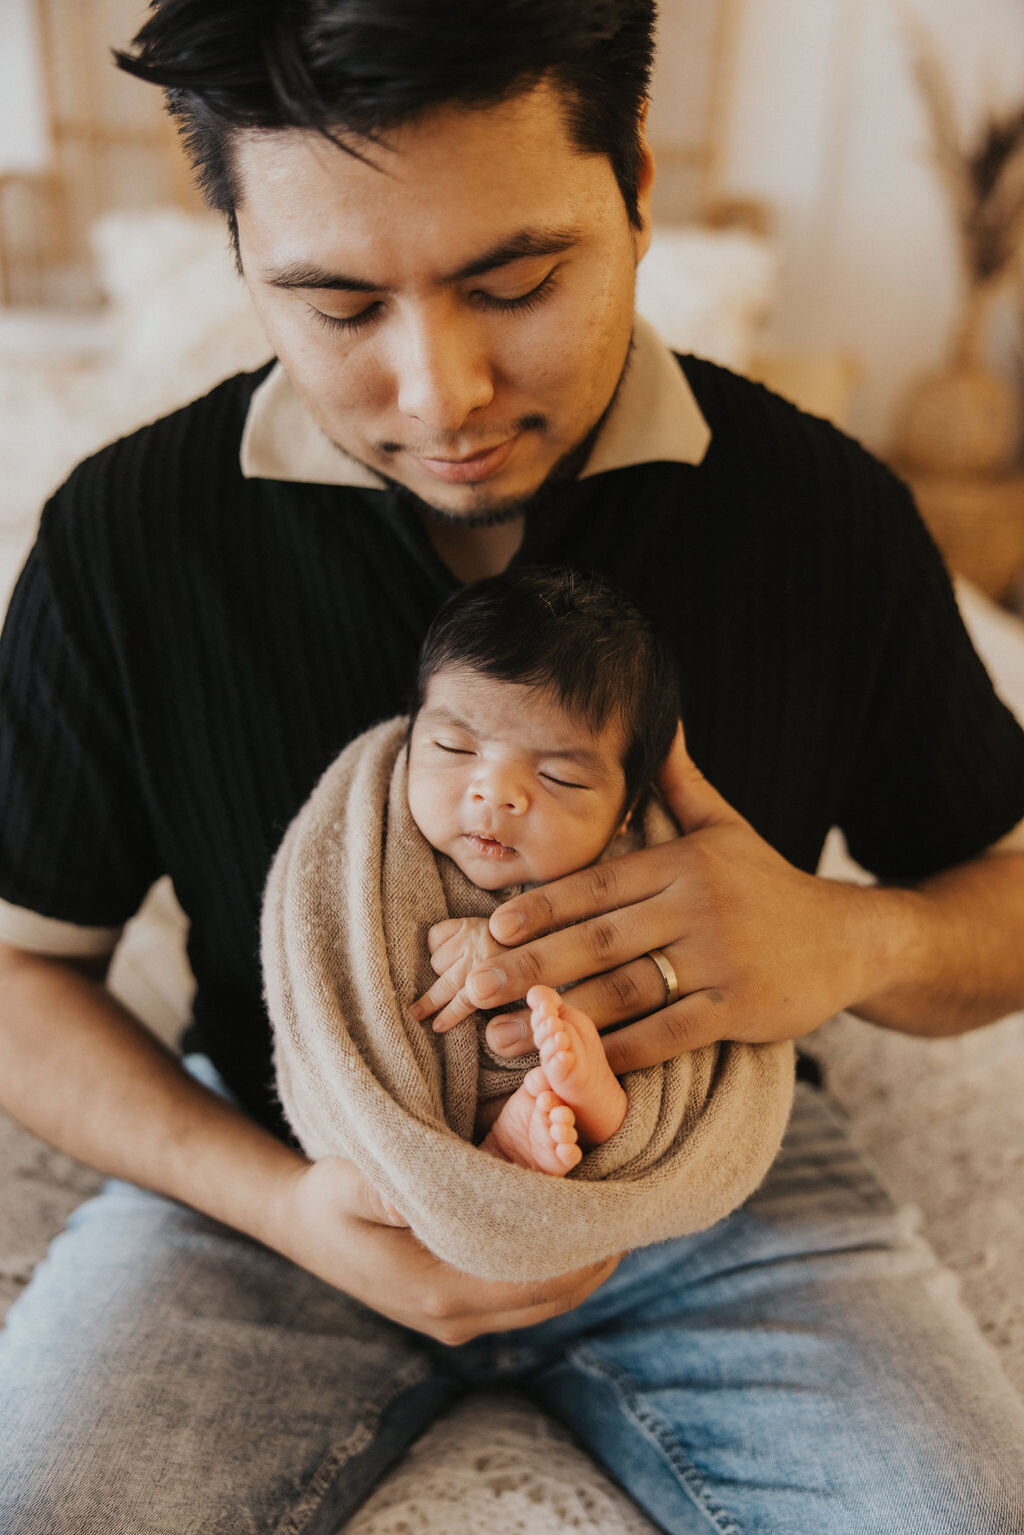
403, 488, 535, 529
322, 362, 625, 526
386, 427, 605, 527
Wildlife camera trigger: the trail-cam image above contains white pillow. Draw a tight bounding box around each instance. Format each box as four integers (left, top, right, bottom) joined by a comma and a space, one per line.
636, 224, 775, 371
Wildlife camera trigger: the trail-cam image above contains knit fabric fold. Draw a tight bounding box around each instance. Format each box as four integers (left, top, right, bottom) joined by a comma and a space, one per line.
263, 717, 795, 1282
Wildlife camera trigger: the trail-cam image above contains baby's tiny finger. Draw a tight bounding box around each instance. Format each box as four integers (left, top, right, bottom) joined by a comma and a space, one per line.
427, 917, 466, 953
409, 969, 462, 1021
432, 991, 476, 1032
430, 938, 464, 975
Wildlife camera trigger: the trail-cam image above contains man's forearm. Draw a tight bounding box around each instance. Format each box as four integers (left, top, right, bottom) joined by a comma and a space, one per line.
846, 852, 1024, 1036
0, 947, 303, 1249
0, 944, 620, 1341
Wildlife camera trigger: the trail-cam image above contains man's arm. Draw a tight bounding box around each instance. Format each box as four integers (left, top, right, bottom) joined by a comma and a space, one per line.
466, 726, 1024, 1070
0, 940, 616, 1341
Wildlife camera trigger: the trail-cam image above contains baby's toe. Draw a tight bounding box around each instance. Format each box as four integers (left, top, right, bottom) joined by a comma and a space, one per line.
540, 1030, 571, 1061
522, 1065, 548, 1097
531, 1014, 553, 1045
527, 984, 562, 1012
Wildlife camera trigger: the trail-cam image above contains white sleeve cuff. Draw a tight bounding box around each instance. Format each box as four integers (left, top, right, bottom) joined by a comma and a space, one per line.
985, 817, 1024, 855
0, 895, 122, 957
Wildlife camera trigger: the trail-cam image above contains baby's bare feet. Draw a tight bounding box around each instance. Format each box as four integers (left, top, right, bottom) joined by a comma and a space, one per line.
477, 988, 627, 1173
480, 1069, 581, 1176
526, 985, 627, 1146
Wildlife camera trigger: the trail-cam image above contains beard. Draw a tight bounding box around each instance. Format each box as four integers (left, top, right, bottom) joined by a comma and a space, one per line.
398, 413, 606, 529
344, 339, 635, 530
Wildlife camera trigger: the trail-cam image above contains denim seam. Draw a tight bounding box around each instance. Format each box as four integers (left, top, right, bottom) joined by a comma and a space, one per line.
272, 1355, 435, 1535
568, 1346, 745, 1535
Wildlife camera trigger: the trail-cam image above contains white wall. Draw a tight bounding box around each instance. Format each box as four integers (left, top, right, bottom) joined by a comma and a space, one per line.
701, 0, 1024, 447
0, 0, 50, 174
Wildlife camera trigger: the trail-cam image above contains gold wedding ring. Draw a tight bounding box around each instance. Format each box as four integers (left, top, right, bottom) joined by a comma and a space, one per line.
647, 947, 680, 1007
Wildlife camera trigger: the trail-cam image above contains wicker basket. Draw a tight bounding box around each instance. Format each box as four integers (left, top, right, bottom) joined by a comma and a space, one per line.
903, 472, 1024, 602
893, 365, 1021, 477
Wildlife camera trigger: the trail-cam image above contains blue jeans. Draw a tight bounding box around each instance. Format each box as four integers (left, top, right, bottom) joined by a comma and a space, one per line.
1, 1068, 1022, 1535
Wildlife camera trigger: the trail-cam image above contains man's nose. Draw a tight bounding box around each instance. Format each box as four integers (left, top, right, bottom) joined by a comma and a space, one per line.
394, 303, 494, 432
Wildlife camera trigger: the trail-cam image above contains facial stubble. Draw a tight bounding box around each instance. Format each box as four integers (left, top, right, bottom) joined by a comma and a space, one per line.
335, 338, 636, 529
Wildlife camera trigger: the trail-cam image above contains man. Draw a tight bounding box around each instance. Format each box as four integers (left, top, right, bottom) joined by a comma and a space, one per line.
1, 2, 1023, 1530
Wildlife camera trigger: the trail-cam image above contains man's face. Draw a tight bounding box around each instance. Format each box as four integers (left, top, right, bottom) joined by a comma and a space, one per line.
407, 667, 630, 889
235, 81, 652, 519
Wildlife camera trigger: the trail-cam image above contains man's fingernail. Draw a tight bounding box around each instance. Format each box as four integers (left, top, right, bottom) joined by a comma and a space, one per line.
488, 1018, 526, 1048
471, 967, 505, 1001
492, 910, 525, 940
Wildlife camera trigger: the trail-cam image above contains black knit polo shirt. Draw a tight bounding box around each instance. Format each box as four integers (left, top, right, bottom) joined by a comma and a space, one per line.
3, 355, 1023, 1135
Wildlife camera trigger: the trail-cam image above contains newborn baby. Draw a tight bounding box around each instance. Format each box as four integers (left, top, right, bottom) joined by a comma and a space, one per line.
404, 565, 679, 1176
264, 564, 794, 1281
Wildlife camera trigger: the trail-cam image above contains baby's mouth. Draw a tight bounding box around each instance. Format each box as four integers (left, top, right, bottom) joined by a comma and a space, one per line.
463, 832, 517, 859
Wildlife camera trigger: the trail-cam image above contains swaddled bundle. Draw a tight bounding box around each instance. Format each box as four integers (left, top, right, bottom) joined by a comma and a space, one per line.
263, 717, 795, 1282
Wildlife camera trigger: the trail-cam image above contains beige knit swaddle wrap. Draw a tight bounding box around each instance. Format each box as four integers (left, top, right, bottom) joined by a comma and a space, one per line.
263, 717, 795, 1282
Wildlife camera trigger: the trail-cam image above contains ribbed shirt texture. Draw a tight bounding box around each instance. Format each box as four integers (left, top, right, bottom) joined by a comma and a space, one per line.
3, 356, 1024, 1134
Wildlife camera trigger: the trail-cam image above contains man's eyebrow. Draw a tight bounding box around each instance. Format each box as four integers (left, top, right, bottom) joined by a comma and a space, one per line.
267, 263, 379, 293
264, 226, 583, 292
452, 226, 582, 281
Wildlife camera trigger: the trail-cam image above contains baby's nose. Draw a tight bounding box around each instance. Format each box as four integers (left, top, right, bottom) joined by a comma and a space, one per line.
472, 774, 527, 813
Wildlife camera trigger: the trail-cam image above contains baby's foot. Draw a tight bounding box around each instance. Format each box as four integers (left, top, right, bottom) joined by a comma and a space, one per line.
527, 985, 627, 1146
480, 1070, 581, 1175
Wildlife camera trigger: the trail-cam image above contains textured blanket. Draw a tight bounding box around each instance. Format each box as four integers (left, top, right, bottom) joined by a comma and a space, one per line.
263, 718, 795, 1282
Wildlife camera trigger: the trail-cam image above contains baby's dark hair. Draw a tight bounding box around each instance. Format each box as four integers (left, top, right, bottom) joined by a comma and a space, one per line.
414, 567, 679, 811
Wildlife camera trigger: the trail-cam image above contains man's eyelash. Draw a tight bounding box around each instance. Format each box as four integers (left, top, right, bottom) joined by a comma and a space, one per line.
436, 742, 472, 755
309, 302, 383, 335
308, 272, 558, 334
473, 271, 558, 315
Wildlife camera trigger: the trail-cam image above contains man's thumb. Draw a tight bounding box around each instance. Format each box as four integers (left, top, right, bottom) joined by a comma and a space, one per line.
658, 722, 740, 834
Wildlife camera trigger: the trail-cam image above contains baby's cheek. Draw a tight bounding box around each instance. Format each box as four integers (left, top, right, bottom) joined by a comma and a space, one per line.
407, 771, 451, 851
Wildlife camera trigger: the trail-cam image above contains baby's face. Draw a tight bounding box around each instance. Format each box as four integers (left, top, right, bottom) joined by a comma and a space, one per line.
407, 666, 630, 889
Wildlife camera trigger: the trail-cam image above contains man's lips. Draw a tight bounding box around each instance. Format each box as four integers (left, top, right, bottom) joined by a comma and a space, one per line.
463, 832, 517, 859
413, 435, 519, 483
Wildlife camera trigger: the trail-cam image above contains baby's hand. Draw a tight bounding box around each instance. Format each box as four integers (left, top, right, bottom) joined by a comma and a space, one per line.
409, 917, 509, 1032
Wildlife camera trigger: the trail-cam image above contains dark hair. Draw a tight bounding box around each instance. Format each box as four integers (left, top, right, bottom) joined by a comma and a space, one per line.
414, 567, 679, 812
115, 1, 656, 252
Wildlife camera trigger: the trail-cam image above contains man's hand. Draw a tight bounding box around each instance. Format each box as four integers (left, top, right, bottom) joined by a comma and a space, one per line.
0, 946, 618, 1348
409, 917, 511, 1032
268, 1155, 619, 1345
467, 724, 883, 1071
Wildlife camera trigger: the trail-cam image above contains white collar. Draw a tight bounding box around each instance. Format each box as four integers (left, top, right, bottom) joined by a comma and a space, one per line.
239, 314, 711, 487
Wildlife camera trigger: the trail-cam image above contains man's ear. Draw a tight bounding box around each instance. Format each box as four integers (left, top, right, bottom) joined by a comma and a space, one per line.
634, 99, 656, 260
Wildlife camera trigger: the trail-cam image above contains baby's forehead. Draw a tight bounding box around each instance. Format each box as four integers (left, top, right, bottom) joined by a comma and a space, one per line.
421, 666, 626, 766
